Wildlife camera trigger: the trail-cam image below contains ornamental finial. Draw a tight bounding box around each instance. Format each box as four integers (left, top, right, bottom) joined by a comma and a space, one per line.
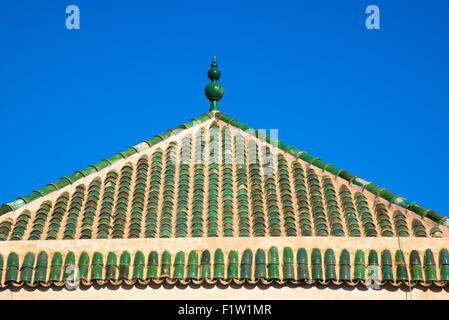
205, 56, 224, 112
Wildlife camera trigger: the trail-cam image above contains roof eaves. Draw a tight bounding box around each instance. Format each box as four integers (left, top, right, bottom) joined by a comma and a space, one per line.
1, 246, 448, 288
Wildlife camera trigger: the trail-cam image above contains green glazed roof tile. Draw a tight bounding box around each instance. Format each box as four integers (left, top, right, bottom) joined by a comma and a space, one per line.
21, 252, 35, 269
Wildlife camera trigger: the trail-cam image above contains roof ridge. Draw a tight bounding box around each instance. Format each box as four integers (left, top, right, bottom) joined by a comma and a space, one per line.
0, 111, 215, 216
213, 112, 448, 228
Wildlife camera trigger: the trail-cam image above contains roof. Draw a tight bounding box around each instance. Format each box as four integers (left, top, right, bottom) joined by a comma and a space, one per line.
0, 57, 448, 290
0, 110, 446, 240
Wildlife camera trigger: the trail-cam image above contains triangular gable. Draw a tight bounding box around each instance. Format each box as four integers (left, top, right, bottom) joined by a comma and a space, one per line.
0, 112, 446, 241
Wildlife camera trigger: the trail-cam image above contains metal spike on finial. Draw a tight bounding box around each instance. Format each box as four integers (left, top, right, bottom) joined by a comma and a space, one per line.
211, 56, 217, 67
205, 56, 224, 112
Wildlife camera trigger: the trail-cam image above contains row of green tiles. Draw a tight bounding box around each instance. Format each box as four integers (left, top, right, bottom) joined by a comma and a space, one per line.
173, 136, 193, 237
2, 247, 449, 286
206, 136, 222, 237
322, 176, 351, 236
144, 151, 164, 238
306, 168, 329, 236
127, 157, 148, 238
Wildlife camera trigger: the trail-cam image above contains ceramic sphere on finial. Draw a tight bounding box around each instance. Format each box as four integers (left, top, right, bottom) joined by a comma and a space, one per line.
205, 56, 224, 104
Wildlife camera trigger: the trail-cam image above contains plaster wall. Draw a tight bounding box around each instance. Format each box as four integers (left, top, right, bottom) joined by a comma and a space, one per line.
1, 283, 448, 300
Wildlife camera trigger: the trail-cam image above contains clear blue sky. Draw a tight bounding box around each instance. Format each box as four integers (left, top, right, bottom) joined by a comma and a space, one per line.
1, 1, 448, 216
